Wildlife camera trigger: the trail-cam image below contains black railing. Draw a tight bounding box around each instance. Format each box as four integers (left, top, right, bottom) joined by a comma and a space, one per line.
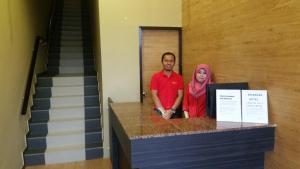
21, 36, 43, 115
46, 0, 57, 41
21, 0, 57, 115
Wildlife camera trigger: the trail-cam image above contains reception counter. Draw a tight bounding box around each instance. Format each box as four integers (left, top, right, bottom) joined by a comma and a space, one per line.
109, 102, 275, 169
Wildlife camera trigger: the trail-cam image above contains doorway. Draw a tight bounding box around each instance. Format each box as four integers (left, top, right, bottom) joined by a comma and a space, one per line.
139, 26, 182, 105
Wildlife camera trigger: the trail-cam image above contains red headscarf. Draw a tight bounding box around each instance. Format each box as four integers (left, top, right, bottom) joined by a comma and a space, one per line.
189, 64, 212, 98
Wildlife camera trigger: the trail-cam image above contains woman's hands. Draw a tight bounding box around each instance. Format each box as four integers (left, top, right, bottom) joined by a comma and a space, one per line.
184, 111, 189, 118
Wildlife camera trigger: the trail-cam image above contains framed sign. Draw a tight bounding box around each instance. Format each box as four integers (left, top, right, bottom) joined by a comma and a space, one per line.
216, 90, 242, 122
242, 90, 268, 123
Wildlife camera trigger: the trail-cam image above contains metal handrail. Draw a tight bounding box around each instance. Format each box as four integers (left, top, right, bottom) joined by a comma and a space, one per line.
46, 0, 57, 41
21, 36, 43, 115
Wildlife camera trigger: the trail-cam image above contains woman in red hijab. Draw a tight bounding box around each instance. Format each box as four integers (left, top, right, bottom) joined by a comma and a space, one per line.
183, 64, 212, 118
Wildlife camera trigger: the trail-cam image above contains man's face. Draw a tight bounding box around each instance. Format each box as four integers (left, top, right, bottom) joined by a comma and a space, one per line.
162, 54, 175, 71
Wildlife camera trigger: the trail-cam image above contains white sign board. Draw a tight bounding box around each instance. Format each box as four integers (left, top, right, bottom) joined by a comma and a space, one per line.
216, 90, 242, 122
242, 90, 268, 123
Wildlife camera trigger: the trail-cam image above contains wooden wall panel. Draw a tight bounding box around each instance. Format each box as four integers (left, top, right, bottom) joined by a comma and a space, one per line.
142, 29, 179, 105
182, 0, 300, 169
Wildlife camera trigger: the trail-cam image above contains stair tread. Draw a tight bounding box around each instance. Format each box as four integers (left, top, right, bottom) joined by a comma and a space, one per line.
29, 116, 101, 125
38, 73, 96, 77
38, 74, 96, 77
35, 85, 97, 89
48, 65, 94, 67
30, 116, 100, 124
50, 142, 103, 152
31, 105, 99, 111
33, 93, 100, 99
32, 94, 99, 110
24, 142, 103, 154
38, 73, 96, 76
27, 128, 102, 138
48, 58, 94, 60
33, 94, 98, 99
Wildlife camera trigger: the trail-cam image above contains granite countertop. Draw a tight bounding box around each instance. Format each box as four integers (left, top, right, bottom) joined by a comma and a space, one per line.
110, 102, 276, 140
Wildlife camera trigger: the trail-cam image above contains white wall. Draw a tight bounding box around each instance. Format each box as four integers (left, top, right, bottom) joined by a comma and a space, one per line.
99, 0, 181, 157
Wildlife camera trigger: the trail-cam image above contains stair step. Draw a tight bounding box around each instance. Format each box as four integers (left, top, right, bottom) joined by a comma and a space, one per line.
37, 85, 97, 97
62, 16, 82, 21
61, 34, 83, 40
48, 48, 92, 54
51, 44, 91, 48
57, 14, 87, 19
31, 106, 100, 122
57, 19, 83, 25
48, 36, 85, 42
48, 55, 94, 60
60, 40, 83, 46
43, 72, 97, 77
47, 65, 95, 74
62, 17, 83, 20
49, 52, 91, 59
60, 47, 84, 53
32, 95, 99, 110
61, 31, 82, 37
51, 66, 84, 74
48, 58, 94, 67
64, 4, 81, 6
61, 29, 82, 34
59, 19, 87, 24
35, 85, 98, 98
61, 20, 82, 25
27, 129, 102, 149
63, 6, 82, 9
64, 2, 81, 5
49, 49, 92, 55
60, 13, 83, 17
29, 118, 101, 134
59, 15, 87, 19
37, 75, 97, 87
24, 142, 103, 165
60, 27, 83, 31
60, 26, 82, 31
63, 8, 82, 11
63, 11, 82, 15
57, 11, 86, 15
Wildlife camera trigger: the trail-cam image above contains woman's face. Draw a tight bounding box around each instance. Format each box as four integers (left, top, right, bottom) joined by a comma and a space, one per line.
196, 68, 207, 83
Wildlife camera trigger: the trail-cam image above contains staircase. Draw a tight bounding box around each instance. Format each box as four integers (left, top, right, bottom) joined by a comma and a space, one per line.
24, 0, 103, 165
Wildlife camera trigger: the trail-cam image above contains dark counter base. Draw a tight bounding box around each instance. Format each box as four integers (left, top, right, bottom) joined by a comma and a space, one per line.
130, 128, 274, 169
109, 102, 275, 169
132, 153, 264, 169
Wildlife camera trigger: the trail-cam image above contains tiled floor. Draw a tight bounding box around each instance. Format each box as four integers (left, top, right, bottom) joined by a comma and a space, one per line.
25, 159, 112, 169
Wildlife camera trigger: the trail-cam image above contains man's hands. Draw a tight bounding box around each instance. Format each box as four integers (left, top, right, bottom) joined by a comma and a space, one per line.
162, 109, 173, 119
157, 107, 173, 120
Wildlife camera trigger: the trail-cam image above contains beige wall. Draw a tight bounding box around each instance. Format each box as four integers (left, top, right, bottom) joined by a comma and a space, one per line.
0, 0, 51, 168
98, 0, 181, 157
182, 0, 300, 168
88, 0, 103, 117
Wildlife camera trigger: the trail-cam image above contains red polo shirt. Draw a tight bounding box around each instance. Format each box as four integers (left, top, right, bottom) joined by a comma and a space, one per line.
150, 70, 184, 110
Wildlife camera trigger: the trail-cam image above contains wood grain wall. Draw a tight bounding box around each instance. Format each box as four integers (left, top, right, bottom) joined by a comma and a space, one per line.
182, 0, 300, 168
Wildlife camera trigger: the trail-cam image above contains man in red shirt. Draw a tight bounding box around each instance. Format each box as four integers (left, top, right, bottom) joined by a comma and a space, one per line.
150, 52, 184, 119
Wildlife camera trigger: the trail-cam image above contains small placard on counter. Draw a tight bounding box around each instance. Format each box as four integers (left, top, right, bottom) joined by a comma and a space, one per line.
216, 90, 242, 122
242, 90, 268, 124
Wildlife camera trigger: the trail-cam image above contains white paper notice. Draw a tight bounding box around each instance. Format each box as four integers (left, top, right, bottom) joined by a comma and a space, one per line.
216, 90, 242, 122
242, 90, 268, 123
